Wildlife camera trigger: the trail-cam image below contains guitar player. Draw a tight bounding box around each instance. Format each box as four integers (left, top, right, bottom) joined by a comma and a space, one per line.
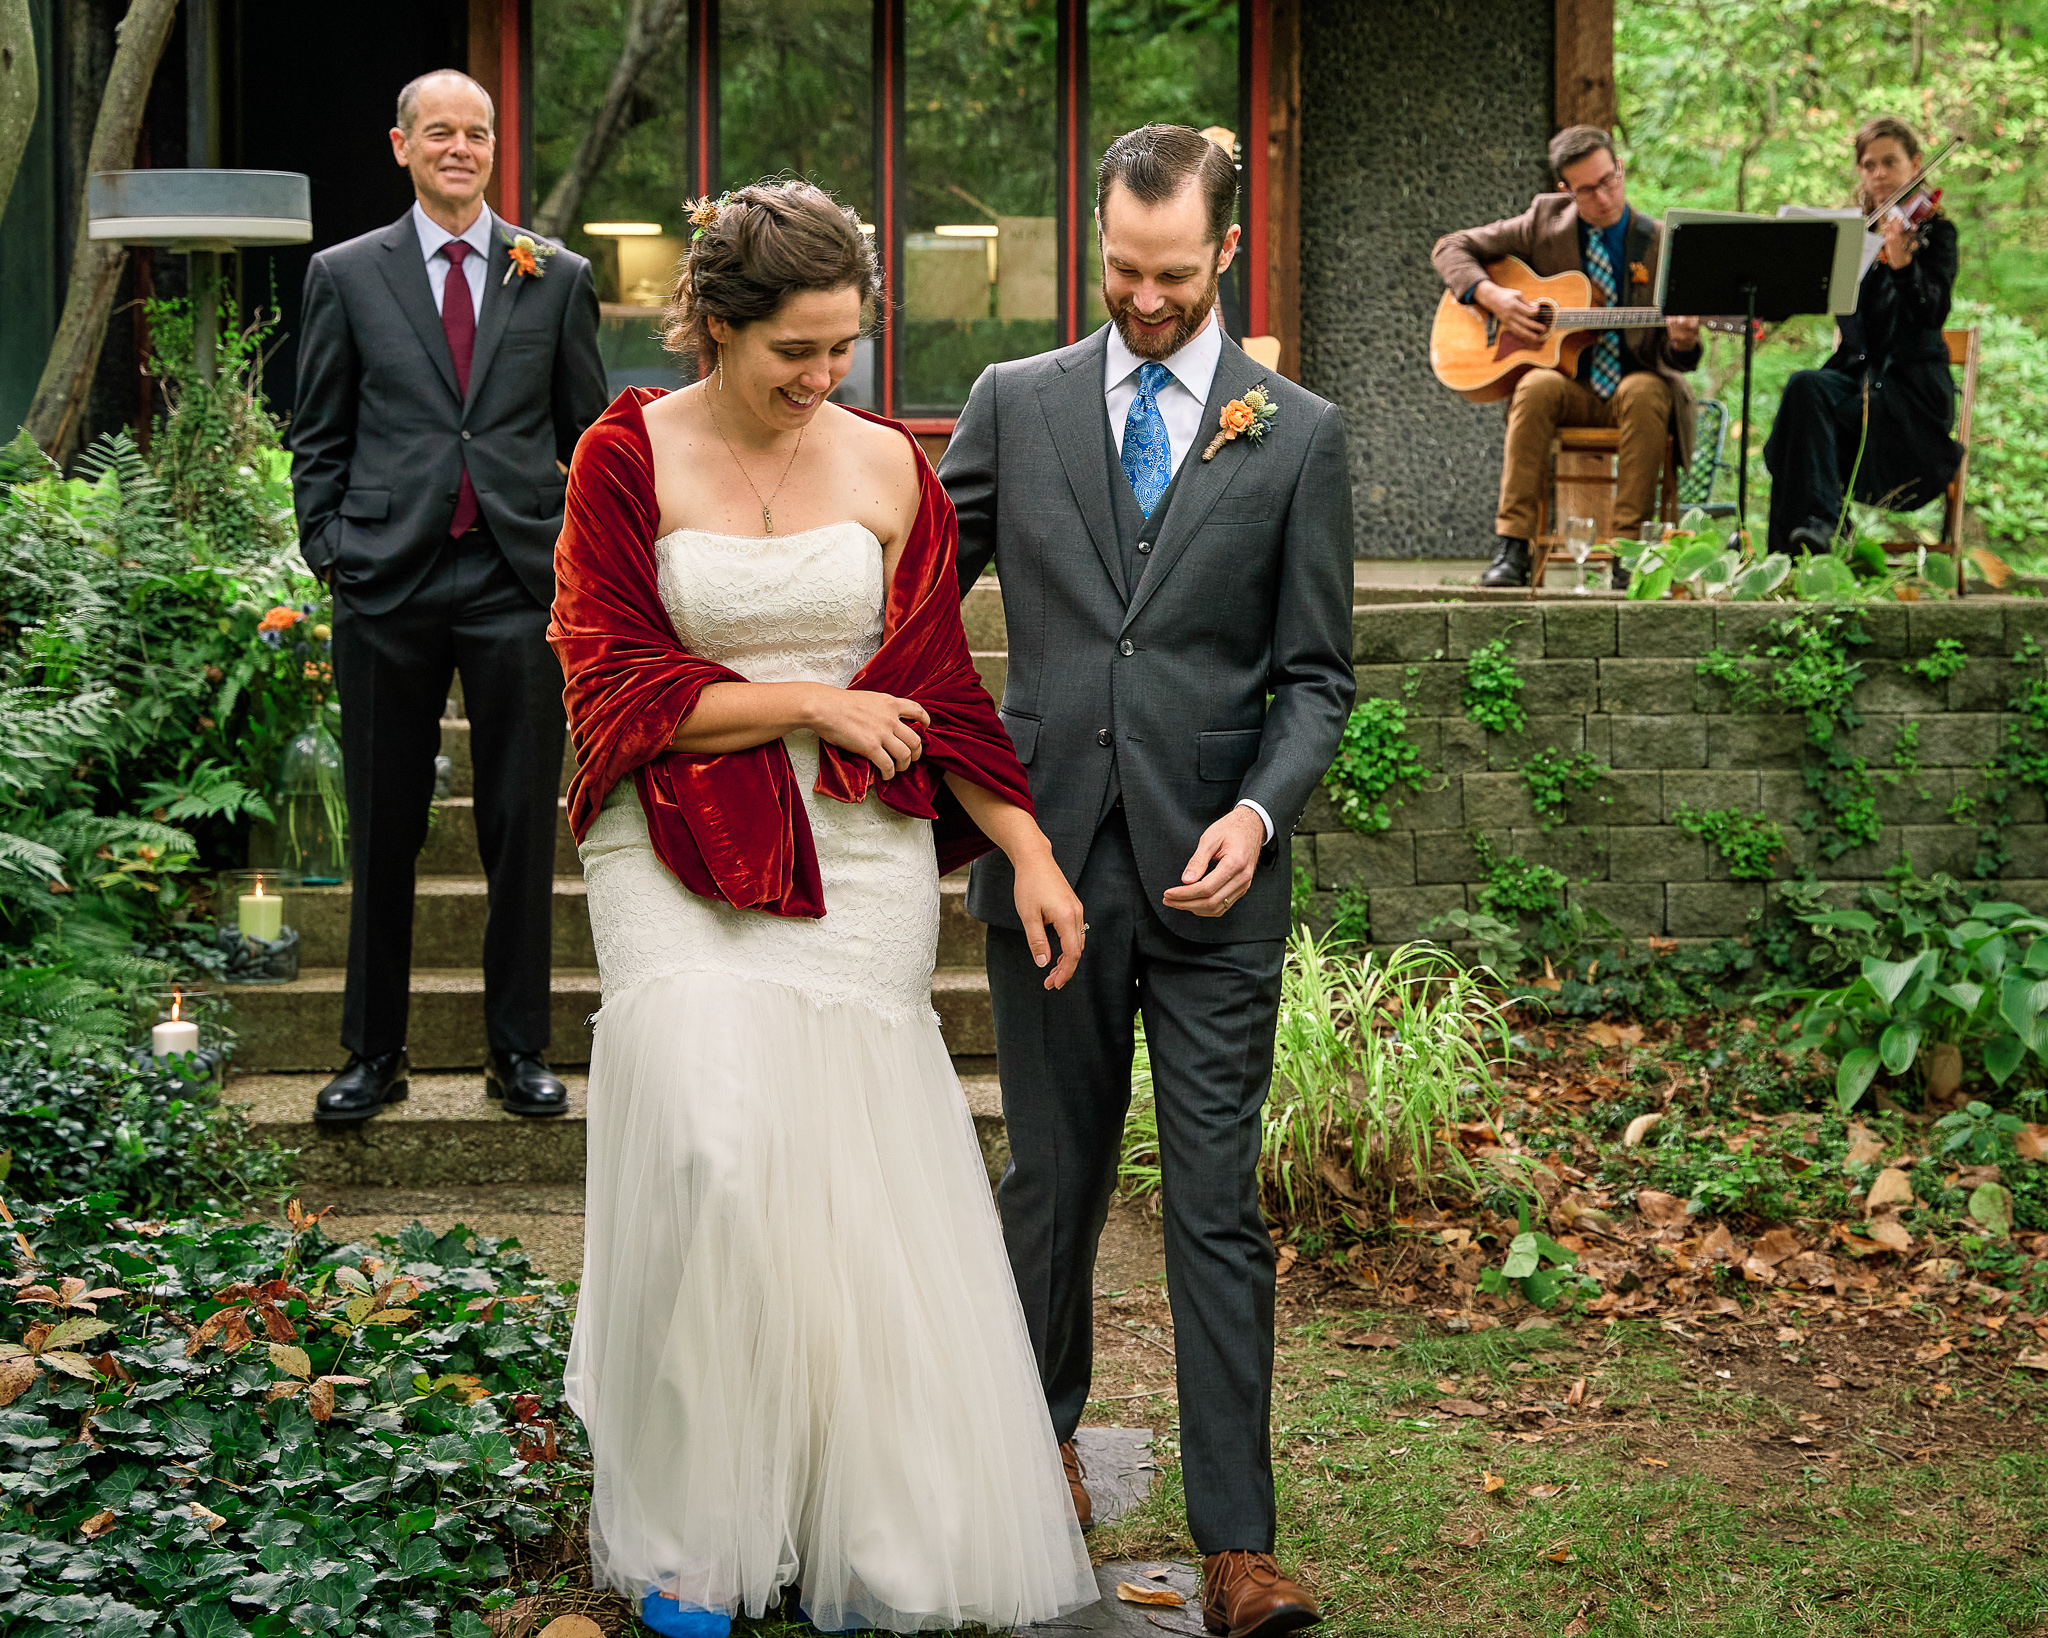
1432, 126, 1703, 588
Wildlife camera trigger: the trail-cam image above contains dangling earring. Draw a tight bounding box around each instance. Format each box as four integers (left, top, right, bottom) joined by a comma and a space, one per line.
715, 345, 725, 392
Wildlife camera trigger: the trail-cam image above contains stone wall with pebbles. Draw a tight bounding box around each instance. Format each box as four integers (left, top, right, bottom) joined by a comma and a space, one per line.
1300, 598, 2048, 945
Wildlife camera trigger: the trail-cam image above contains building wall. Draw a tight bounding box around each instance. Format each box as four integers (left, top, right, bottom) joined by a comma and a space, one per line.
1299, 0, 1554, 558
1300, 600, 2048, 944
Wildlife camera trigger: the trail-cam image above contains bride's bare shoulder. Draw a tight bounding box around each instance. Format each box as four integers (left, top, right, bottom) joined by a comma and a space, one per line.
826, 404, 918, 491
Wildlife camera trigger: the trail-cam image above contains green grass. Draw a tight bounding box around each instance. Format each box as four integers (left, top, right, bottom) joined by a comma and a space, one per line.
1087, 1318, 2048, 1636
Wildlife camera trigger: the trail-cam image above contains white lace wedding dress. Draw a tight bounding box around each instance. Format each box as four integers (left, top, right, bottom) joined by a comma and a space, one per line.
563, 521, 1095, 1632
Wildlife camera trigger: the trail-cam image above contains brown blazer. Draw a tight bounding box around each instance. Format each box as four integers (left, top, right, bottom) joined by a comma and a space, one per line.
1432, 193, 1700, 465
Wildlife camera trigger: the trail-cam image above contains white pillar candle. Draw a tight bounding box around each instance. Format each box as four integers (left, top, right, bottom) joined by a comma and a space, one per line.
152, 1018, 200, 1057
238, 888, 283, 941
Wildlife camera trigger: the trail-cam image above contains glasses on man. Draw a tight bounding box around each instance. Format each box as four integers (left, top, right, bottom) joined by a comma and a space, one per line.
1568, 164, 1625, 204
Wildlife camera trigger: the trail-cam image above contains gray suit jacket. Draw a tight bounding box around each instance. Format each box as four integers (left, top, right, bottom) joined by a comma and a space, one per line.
289, 207, 608, 615
943, 326, 1356, 945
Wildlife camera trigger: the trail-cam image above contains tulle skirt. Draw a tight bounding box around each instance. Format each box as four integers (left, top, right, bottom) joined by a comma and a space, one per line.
563, 968, 1097, 1631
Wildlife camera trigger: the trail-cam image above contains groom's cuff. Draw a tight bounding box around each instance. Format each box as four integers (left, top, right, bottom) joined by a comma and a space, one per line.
1236, 798, 1275, 845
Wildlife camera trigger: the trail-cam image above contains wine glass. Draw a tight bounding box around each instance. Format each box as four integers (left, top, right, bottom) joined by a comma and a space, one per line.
1566, 515, 1598, 595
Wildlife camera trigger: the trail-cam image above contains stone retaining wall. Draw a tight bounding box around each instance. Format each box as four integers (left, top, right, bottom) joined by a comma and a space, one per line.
1297, 598, 2048, 945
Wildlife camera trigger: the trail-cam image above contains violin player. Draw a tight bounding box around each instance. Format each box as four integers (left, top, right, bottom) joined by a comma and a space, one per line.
1432, 125, 1703, 588
1763, 117, 1964, 556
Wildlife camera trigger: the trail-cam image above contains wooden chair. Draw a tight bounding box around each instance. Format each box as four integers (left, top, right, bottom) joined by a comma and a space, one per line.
1884, 326, 1978, 595
1529, 427, 1680, 590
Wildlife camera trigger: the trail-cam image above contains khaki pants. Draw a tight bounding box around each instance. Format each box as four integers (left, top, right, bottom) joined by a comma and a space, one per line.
1496, 368, 1673, 542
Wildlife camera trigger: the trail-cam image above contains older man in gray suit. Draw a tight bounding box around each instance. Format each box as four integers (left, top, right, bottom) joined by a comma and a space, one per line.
941, 125, 1353, 1638
290, 70, 606, 1128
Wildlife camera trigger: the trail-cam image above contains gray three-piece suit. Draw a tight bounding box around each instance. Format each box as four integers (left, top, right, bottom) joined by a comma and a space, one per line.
941, 325, 1355, 1551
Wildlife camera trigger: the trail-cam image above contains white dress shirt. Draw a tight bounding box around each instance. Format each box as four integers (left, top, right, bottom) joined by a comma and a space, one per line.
412, 199, 492, 325
1101, 309, 1273, 846
1104, 308, 1222, 478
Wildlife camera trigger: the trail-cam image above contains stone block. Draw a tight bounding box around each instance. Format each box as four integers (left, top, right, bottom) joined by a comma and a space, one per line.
1568, 880, 1665, 936
1439, 718, 1488, 773
1354, 607, 1447, 665
1896, 824, 1979, 879
1318, 830, 1416, 890
1995, 878, 2048, 913
1663, 768, 1762, 818
1355, 662, 1463, 716
1461, 772, 1537, 829
1446, 605, 1545, 660
1911, 600, 2006, 656
1939, 657, 2009, 713
1485, 716, 1584, 771
1609, 714, 1706, 769
1956, 767, 2046, 825
1297, 786, 1345, 834
1845, 713, 1904, 764
1854, 602, 1910, 659
1402, 716, 1445, 771
1711, 603, 1783, 658
1412, 829, 1493, 885
1597, 658, 1703, 715
1874, 767, 1952, 826
1697, 824, 1793, 883
1518, 660, 1599, 716
1691, 657, 1770, 715
2003, 825, 2048, 879
1291, 833, 1314, 875
1369, 885, 1469, 944
1706, 714, 1808, 769
1609, 825, 1706, 882
1542, 603, 1617, 658
2004, 599, 2048, 658
1782, 824, 1901, 879
1387, 773, 1464, 830
1583, 714, 1612, 763
1759, 770, 1812, 825
1855, 661, 1950, 715
1510, 826, 1609, 879
1665, 881, 1765, 938
1580, 770, 1662, 827
1916, 714, 2005, 767
1618, 601, 1716, 657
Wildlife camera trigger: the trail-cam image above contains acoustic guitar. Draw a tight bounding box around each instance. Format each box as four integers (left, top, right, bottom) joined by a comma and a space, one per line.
1430, 255, 1742, 402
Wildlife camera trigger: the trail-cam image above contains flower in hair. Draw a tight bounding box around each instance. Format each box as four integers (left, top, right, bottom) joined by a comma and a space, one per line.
688, 193, 735, 241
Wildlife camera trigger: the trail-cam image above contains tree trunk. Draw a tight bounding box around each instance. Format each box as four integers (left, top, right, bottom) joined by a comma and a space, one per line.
24, 0, 178, 464
530, 0, 688, 241
0, 0, 35, 220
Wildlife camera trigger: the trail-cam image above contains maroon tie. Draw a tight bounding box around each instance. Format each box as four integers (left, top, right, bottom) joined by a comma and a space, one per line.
440, 240, 480, 537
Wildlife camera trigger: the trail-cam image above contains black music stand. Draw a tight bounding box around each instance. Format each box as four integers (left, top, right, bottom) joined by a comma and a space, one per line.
1657, 213, 1857, 545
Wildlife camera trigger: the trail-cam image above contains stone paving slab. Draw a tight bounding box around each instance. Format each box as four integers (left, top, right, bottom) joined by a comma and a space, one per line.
1023, 1558, 1201, 1638
1072, 1426, 1155, 1529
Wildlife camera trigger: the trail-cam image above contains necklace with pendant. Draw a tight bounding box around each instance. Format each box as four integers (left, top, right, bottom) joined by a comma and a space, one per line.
707, 390, 807, 535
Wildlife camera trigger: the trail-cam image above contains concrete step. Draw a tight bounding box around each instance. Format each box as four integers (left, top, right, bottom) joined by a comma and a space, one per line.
293, 872, 984, 971
306, 1184, 586, 1280
234, 1071, 1008, 1192
226, 962, 996, 1071
438, 718, 574, 802
417, 797, 581, 876
963, 579, 1007, 651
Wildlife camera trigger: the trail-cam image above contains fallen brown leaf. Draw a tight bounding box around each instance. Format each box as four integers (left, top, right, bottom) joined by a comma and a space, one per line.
1636, 1190, 1688, 1226
1481, 1471, 1505, 1493
1622, 1113, 1663, 1148
1341, 1331, 1401, 1350
1565, 1377, 1586, 1407
1639, 1457, 1669, 1468
79, 1508, 116, 1539
1528, 1483, 1567, 1499
1865, 1215, 1913, 1254
2014, 1349, 2048, 1372
1274, 1245, 1299, 1281
1437, 1399, 1493, 1418
1544, 1540, 1574, 1562
1116, 1583, 1187, 1608
1865, 1168, 1917, 1211
536, 1619, 606, 1638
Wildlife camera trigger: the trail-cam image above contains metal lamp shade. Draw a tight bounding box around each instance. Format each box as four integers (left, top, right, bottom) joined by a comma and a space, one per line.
87, 169, 311, 250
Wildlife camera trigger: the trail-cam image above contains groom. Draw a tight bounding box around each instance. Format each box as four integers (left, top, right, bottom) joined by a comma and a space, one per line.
943, 125, 1354, 1635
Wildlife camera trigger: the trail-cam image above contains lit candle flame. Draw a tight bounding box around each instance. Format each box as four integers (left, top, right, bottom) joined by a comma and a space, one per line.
170, 990, 182, 1022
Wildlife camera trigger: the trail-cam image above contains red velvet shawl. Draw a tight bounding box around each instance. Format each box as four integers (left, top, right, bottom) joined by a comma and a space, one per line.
550, 387, 1031, 918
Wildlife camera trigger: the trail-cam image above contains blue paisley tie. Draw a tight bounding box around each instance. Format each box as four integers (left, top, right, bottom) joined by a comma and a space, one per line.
1583, 231, 1623, 400
1121, 361, 1174, 518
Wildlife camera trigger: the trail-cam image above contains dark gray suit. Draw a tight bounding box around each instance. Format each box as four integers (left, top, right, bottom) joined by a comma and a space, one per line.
290, 207, 607, 1059
942, 326, 1354, 1552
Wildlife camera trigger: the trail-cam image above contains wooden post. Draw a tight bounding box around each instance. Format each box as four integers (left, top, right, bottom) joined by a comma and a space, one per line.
1554, 0, 1614, 133
1265, 0, 1300, 381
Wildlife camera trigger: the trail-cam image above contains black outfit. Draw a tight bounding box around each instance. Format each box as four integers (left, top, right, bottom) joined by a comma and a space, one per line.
1764, 214, 1963, 555
291, 209, 608, 1060
941, 329, 1356, 1554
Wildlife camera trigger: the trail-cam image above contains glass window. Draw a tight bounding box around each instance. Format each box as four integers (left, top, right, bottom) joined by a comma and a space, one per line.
900, 0, 1059, 415
1085, 0, 1240, 332
534, 1, 698, 394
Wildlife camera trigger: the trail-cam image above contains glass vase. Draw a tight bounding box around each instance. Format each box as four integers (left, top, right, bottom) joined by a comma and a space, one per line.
215, 868, 302, 985
277, 717, 348, 884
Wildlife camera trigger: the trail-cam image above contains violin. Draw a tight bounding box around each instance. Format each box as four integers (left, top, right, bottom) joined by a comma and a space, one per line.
1876, 188, 1942, 265
1865, 135, 1960, 266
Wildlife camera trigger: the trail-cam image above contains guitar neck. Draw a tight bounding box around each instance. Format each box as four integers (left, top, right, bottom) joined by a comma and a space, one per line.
1553, 307, 1666, 330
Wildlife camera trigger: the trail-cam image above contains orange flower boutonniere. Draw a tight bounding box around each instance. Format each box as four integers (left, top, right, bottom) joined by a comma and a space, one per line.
1201, 383, 1279, 462
1629, 260, 1650, 287
500, 230, 560, 285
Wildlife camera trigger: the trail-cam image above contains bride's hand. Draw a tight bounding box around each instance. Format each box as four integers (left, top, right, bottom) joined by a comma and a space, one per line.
808, 688, 931, 779
1013, 849, 1085, 990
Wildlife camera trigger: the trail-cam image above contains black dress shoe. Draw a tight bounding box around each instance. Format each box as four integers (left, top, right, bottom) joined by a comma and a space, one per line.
485, 1050, 570, 1118
1479, 536, 1530, 587
313, 1050, 410, 1130
1789, 522, 1835, 554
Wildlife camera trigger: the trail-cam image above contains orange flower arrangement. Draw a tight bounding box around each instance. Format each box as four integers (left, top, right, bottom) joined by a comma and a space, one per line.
1630, 260, 1650, 286
1201, 383, 1279, 462
499, 230, 559, 285
257, 606, 303, 634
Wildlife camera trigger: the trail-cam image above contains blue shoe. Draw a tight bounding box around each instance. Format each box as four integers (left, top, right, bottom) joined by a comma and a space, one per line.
639, 1588, 731, 1638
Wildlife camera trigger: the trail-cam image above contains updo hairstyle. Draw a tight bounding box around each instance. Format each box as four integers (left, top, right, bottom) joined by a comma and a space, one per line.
661, 180, 881, 372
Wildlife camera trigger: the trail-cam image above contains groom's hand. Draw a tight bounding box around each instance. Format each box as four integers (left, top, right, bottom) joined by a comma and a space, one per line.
1164, 807, 1265, 918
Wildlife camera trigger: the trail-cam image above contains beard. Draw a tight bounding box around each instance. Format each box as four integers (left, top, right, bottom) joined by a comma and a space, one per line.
1106, 270, 1220, 360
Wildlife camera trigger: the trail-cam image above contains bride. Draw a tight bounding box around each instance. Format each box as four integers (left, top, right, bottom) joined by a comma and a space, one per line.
551, 180, 1098, 1636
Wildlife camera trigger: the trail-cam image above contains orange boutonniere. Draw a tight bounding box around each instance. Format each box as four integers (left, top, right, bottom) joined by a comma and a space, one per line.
499, 230, 560, 285
1630, 260, 1650, 286
1200, 383, 1279, 462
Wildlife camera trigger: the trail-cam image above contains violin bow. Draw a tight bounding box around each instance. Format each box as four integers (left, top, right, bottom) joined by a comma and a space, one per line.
1864, 134, 1963, 230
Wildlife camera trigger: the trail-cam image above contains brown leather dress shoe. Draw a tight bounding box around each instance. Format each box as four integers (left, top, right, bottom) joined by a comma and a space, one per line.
1200, 1552, 1321, 1638
1059, 1440, 1092, 1529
